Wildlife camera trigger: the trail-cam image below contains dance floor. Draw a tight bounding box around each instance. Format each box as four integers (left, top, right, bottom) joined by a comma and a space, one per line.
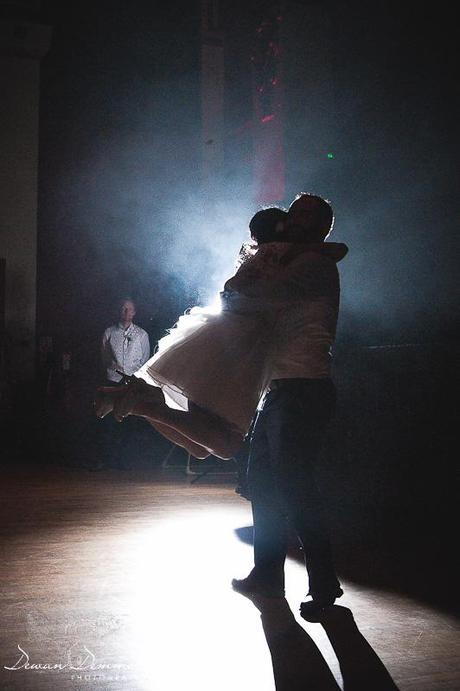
1, 460, 459, 690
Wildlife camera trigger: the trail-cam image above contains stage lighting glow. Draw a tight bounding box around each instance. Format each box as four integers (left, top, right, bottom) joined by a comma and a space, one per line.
207, 294, 222, 314
127, 509, 274, 690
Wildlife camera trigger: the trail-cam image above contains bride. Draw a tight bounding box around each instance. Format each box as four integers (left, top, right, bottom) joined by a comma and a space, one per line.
94, 207, 313, 460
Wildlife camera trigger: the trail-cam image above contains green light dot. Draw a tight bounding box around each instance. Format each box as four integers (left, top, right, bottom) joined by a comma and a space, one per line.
327, 152, 334, 159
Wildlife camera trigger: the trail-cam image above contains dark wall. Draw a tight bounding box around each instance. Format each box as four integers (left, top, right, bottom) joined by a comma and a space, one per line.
282, 1, 458, 346
38, 0, 201, 361
38, 0, 458, 357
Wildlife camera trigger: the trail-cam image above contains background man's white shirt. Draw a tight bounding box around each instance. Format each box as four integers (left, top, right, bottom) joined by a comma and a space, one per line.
102, 322, 150, 382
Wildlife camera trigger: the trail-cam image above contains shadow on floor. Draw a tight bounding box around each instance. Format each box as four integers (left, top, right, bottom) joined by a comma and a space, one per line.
234, 591, 399, 691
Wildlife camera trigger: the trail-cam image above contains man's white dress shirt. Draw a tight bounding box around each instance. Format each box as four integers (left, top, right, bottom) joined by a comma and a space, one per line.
102, 322, 150, 383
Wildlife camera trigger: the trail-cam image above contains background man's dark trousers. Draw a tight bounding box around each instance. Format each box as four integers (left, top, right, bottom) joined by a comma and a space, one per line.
248, 378, 342, 601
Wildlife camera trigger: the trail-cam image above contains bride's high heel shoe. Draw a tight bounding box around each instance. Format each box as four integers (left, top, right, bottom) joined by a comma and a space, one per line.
112, 378, 164, 421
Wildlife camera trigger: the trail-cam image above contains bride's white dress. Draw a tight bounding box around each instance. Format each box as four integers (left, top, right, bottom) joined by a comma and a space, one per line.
134, 242, 306, 436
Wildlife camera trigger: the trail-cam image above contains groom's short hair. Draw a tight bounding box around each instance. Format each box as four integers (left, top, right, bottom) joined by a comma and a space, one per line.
288, 194, 334, 237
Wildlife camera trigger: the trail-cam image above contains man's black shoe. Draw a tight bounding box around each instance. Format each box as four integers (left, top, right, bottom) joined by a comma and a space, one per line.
231, 576, 284, 599
300, 587, 344, 622
234, 483, 251, 501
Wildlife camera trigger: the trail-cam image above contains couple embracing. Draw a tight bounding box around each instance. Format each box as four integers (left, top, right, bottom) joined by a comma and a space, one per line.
95, 192, 348, 617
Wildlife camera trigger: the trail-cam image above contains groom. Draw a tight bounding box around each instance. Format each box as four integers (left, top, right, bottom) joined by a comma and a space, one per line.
232, 193, 348, 619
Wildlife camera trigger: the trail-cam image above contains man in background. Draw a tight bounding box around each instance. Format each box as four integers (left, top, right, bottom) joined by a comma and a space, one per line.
102, 297, 150, 385
94, 297, 150, 470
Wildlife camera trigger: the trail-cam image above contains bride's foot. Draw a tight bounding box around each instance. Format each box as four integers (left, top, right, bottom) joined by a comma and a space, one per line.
113, 378, 164, 421
94, 386, 127, 418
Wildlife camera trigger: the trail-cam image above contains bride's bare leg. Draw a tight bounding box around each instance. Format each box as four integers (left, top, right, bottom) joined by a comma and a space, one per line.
109, 378, 243, 460
127, 400, 243, 460
147, 420, 211, 460
95, 384, 210, 458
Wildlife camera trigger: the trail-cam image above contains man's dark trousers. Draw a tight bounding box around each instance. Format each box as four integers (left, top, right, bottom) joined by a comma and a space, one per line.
247, 378, 341, 600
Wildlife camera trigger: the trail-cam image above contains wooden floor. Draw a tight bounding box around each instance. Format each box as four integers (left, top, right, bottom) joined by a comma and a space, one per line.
1, 460, 459, 691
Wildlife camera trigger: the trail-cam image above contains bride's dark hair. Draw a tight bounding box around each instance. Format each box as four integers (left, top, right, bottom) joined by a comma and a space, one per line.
249, 207, 287, 244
